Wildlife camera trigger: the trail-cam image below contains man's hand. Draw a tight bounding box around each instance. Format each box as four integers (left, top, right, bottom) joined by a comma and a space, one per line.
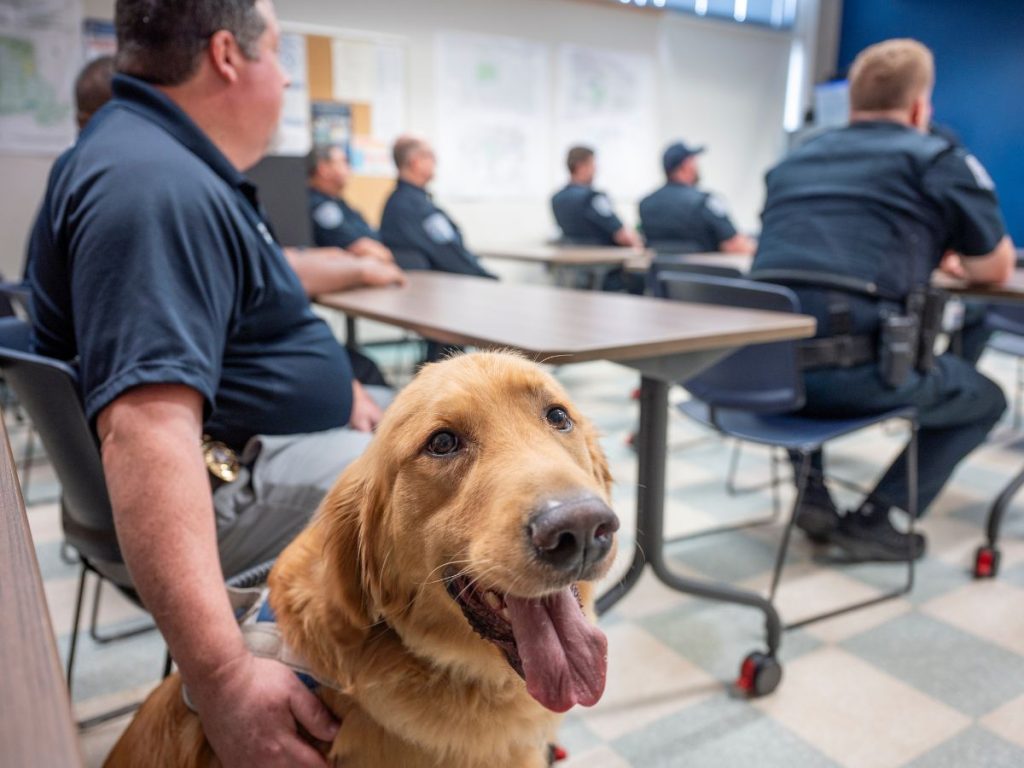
190, 654, 339, 768
358, 260, 407, 288
350, 380, 384, 432
347, 237, 396, 264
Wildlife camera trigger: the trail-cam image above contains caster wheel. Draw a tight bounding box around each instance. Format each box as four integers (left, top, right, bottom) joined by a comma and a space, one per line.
736, 651, 782, 697
974, 546, 1001, 579
625, 432, 637, 450
630, 387, 641, 401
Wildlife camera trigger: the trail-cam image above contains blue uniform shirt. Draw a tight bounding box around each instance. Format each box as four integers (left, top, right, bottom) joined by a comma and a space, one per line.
638, 182, 738, 252
551, 184, 623, 245
308, 188, 379, 249
379, 179, 494, 278
753, 121, 1006, 335
28, 74, 354, 449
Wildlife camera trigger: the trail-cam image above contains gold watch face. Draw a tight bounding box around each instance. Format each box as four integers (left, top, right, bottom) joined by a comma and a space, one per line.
202, 435, 240, 483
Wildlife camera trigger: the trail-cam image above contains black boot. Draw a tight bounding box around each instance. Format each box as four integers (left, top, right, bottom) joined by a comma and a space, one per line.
829, 499, 926, 562
793, 478, 841, 544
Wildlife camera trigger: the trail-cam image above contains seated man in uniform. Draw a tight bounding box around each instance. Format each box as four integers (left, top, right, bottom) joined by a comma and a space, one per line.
551, 145, 641, 248
753, 38, 1014, 562
27, 1, 397, 763
551, 145, 643, 292
74, 54, 116, 131
379, 134, 495, 278
639, 141, 755, 254
307, 144, 394, 263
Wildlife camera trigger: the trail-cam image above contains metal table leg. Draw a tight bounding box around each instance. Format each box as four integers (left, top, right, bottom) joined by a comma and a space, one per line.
597, 376, 783, 655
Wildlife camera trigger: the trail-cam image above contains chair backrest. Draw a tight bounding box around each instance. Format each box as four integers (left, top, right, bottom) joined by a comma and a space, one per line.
0, 337, 121, 567
988, 303, 1024, 336
649, 255, 744, 296
0, 316, 31, 351
658, 273, 805, 413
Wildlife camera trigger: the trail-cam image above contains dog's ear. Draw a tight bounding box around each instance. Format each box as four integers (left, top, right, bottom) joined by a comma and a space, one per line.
316, 449, 399, 644
582, 418, 613, 497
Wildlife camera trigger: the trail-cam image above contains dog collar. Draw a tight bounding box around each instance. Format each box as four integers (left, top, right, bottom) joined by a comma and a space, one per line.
181, 586, 340, 712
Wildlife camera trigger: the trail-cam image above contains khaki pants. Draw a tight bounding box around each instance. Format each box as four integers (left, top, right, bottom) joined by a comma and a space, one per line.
213, 386, 393, 577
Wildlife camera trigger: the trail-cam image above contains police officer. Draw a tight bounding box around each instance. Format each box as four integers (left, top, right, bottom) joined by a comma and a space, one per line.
379, 134, 495, 278
753, 38, 1015, 562
307, 144, 394, 262
551, 145, 642, 292
639, 141, 755, 254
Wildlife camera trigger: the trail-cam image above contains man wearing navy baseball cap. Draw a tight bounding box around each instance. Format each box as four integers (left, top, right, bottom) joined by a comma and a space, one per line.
639, 141, 754, 254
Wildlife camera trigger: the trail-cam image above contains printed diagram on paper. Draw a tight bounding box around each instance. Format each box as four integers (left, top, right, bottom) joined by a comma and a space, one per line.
435, 31, 549, 199
0, 0, 81, 154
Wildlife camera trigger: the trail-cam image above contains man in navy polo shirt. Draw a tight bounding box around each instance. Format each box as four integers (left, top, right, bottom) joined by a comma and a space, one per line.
307, 144, 394, 263
639, 142, 755, 255
28, 1, 388, 763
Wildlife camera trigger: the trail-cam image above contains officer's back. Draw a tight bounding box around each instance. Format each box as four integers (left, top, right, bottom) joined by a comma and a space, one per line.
379, 135, 494, 278
551, 146, 640, 248
639, 141, 754, 255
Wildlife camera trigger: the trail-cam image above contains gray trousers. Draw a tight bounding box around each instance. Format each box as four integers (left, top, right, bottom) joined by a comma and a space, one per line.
213, 386, 393, 577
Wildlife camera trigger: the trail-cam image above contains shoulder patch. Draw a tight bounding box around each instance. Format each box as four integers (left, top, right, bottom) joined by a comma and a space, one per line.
313, 201, 345, 230
423, 211, 456, 244
591, 193, 614, 218
963, 153, 995, 191
704, 194, 729, 218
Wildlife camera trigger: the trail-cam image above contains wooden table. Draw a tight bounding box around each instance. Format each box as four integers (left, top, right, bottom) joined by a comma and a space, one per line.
319, 273, 815, 631
478, 244, 653, 288
0, 421, 84, 766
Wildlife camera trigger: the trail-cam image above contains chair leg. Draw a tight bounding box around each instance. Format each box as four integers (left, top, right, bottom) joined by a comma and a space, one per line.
163, 649, 173, 679
88, 575, 157, 644
768, 451, 812, 601
1015, 357, 1023, 432
19, 427, 35, 503
66, 563, 89, 698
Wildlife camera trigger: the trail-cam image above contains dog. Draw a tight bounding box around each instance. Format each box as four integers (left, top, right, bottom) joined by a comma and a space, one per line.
105, 351, 619, 767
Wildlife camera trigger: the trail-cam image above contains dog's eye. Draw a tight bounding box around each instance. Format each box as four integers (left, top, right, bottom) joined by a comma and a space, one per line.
426, 430, 460, 456
546, 407, 573, 432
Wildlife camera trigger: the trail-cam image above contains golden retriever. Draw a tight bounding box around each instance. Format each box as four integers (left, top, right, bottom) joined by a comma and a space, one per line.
105, 351, 619, 767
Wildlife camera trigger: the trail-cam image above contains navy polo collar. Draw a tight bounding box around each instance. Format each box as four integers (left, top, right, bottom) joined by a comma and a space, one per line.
111, 74, 247, 190
397, 178, 429, 196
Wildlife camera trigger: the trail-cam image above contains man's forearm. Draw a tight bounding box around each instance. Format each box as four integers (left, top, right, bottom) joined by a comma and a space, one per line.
101, 403, 246, 686
284, 248, 367, 295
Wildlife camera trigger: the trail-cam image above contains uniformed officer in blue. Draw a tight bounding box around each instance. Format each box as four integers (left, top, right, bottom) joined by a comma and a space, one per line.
753, 39, 1015, 562
551, 145, 642, 249
379, 135, 495, 278
639, 141, 755, 255
307, 144, 394, 262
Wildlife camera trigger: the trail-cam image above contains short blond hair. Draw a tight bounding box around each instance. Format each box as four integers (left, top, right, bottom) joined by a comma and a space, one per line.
849, 39, 934, 112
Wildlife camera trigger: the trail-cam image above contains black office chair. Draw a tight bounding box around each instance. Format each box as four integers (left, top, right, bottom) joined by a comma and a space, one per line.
657, 273, 918, 695
0, 338, 276, 727
0, 315, 43, 502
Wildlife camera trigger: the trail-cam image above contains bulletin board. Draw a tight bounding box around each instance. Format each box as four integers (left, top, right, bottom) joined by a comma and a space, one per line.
286, 28, 409, 228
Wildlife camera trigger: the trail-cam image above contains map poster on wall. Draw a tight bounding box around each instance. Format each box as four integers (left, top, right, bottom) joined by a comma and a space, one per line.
269, 31, 310, 156
556, 44, 657, 199
0, 0, 81, 155
435, 31, 549, 200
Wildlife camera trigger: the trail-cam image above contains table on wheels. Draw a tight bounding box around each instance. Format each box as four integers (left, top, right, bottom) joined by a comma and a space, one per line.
319, 272, 815, 682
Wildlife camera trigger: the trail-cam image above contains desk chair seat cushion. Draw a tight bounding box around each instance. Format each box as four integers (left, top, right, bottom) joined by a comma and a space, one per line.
679, 399, 916, 452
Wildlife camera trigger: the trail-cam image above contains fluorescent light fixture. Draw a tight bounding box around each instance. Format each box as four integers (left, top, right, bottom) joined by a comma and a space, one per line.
784, 40, 805, 132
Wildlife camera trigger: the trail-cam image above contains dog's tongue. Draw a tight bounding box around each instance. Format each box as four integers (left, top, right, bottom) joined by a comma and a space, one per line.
504, 588, 608, 712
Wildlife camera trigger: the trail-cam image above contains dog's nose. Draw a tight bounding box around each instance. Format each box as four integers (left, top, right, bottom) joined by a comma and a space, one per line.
528, 496, 619, 573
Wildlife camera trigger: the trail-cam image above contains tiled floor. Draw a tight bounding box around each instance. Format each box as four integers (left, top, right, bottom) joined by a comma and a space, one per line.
13, 343, 1024, 767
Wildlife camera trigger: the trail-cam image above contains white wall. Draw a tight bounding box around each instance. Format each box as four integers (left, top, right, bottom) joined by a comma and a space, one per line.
0, 0, 801, 277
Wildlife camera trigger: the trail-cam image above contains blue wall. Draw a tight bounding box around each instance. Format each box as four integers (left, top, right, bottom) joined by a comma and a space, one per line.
838, 0, 1024, 243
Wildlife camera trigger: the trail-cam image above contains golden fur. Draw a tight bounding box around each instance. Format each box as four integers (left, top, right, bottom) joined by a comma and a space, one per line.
106, 352, 616, 767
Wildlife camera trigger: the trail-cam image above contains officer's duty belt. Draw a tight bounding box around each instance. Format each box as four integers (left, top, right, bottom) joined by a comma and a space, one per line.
798, 334, 875, 371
